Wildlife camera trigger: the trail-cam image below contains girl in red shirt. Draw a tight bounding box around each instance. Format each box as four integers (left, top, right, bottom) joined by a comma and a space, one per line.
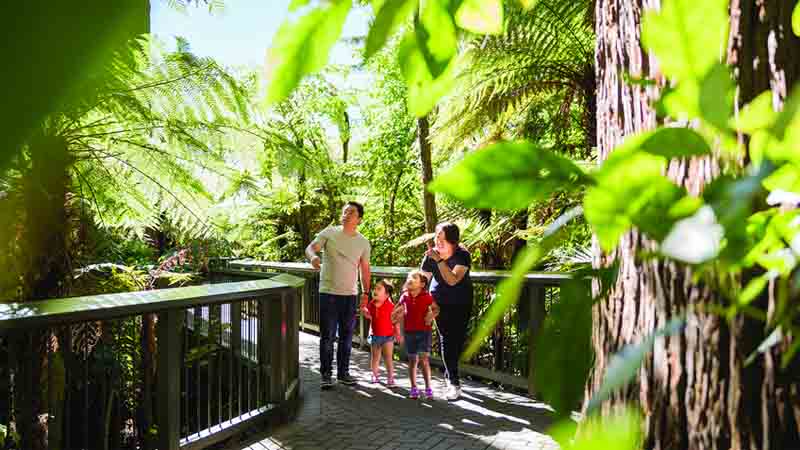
361, 279, 402, 385
395, 270, 439, 399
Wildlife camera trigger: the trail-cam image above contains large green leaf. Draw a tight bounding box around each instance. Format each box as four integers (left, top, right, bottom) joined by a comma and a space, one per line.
455, 0, 504, 35
550, 408, 642, 450
764, 163, 800, 193
732, 91, 776, 134
397, 33, 457, 117
265, 0, 352, 105
585, 319, 685, 414
365, 0, 416, 59
638, 127, 713, 158
793, 1, 800, 37
534, 277, 593, 420
641, 0, 728, 82
416, 0, 458, 77
698, 63, 735, 131
428, 141, 591, 210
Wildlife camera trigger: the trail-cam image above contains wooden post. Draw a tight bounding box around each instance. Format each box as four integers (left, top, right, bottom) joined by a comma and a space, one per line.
156, 309, 181, 450
526, 285, 547, 396
263, 294, 287, 404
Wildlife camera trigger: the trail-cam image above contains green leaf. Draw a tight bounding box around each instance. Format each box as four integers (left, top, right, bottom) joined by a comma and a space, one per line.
264, 0, 352, 105
455, 0, 504, 35
732, 91, 776, 134
585, 319, 684, 414
793, 1, 800, 37
416, 0, 458, 77
763, 163, 800, 193
550, 408, 642, 450
518, 0, 537, 10
364, 0, 416, 59
398, 33, 457, 116
534, 278, 593, 419
638, 127, 713, 158
698, 63, 734, 131
428, 141, 592, 210
288, 0, 310, 11
641, 0, 728, 81
586, 138, 685, 250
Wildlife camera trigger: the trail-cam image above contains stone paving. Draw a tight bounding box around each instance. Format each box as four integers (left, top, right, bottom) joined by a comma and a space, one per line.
234, 332, 559, 450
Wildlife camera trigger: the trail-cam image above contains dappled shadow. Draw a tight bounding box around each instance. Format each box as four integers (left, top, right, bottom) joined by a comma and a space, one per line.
230, 332, 559, 450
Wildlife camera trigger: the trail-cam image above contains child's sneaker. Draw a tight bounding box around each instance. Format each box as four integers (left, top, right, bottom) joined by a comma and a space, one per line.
424, 388, 434, 400
409, 387, 420, 399
370, 374, 379, 384
386, 376, 395, 387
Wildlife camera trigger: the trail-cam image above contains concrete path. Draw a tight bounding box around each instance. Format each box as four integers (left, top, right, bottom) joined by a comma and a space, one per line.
233, 332, 559, 450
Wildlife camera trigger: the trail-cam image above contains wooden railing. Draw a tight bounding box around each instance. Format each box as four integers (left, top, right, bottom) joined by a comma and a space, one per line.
0, 274, 303, 450
211, 259, 574, 396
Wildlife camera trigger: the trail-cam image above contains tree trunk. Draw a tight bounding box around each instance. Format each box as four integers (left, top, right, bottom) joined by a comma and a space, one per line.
342, 110, 350, 164
18, 134, 72, 450
418, 115, 438, 233
586, 1, 800, 449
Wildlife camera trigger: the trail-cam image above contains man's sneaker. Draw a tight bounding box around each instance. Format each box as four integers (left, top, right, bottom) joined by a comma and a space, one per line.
321, 377, 334, 390
338, 374, 357, 385
409, 387, 420, 399
424, 388, 434, 400
445, 385, 461, 401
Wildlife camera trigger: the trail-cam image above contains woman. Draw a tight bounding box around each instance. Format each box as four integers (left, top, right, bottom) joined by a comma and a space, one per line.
420, 222, 473, 401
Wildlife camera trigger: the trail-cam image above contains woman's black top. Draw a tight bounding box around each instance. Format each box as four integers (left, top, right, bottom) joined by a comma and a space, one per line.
421, 246, 473, 306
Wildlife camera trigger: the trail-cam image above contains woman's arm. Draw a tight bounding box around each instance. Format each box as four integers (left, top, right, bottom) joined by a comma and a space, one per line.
437, 262, 467, 286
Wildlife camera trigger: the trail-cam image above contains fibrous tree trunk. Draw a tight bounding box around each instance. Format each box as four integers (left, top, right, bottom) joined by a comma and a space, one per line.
586, 1, 800, 449
17, 134, 72, 450
418, 115, 438, 233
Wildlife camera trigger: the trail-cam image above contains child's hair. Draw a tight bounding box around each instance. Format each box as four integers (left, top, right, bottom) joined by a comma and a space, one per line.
408, 270, 429, 291
375, 279, 394, 301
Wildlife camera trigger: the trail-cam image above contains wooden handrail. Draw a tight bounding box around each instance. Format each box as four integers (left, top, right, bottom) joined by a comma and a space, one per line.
0, 273, 303, 331
225, 259, 571, 286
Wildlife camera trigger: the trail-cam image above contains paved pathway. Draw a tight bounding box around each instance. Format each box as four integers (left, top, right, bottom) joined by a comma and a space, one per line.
233, 332, 559, 450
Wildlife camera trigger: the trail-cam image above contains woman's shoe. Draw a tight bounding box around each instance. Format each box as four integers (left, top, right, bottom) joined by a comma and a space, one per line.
386, 376, 395, 387
409, 387, 420, 399
424, 388, 434, 400
371, 374, 379, 384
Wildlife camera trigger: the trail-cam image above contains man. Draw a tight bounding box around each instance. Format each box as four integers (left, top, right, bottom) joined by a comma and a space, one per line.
306, 201, 371, 389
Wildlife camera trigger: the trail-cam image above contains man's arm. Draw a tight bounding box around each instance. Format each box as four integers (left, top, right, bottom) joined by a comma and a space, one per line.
359, 256, 371, 306
306, 241, 322, 270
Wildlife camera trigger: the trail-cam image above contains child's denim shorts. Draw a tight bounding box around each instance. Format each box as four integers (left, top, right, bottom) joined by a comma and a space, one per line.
404, 331, 432, 356
368, 335, 394, 346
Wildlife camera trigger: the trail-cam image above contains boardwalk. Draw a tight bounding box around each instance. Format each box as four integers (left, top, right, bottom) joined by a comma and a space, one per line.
231, 332, 559, 450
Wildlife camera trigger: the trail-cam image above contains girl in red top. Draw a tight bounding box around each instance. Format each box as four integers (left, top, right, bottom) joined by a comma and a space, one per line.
361, 280, 402, 385
396, 270, 439, 399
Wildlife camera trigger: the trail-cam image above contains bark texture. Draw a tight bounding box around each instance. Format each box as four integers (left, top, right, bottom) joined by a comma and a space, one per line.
418, 115, 438, 233
586, 1, 800, 449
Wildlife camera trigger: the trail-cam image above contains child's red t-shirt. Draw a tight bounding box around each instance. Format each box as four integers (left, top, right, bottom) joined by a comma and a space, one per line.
400, 291, 434, 332
368, 299, 395, 336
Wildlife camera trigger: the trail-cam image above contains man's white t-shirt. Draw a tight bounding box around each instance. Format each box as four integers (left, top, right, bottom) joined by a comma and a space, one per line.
312, 226, 371, 296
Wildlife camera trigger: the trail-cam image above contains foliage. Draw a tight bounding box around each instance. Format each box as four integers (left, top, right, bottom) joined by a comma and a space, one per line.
422, 0, 800, 440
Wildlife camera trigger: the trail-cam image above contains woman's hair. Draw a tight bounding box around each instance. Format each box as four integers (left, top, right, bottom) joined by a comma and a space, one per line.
407, 270, 429, 291
375, 279, 394, 300
436, 222, 460, 245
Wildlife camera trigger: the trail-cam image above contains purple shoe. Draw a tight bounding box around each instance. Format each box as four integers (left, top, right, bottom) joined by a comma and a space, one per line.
409, 387, 420, 399
424, 388, 434, 400
370, 374, 379, 384
387, 376, 395, 387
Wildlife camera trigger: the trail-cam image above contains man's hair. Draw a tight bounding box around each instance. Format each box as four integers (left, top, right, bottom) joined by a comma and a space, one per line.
346, 201, 364, 218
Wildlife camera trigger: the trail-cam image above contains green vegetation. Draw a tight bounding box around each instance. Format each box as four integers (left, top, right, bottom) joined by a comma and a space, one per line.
2, 0, 800, 448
